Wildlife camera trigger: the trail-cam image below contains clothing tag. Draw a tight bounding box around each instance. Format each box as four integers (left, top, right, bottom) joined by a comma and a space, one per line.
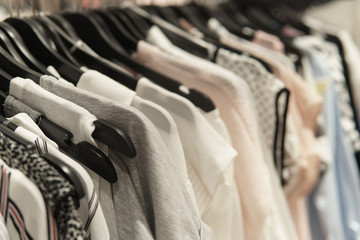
315, 78, 331, 95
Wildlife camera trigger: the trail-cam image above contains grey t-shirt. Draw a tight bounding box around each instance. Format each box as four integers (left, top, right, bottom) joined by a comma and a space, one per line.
40, 75, 213, 240
4, 95, 42, 122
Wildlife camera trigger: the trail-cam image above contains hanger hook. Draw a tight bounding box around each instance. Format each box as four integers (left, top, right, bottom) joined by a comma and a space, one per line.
21, 0, 24, 15
30, 0, 35, 16
15, 0, 19, 17
7, 0, 13, 17
80, 0, 84, 11
73, 0, 80, 12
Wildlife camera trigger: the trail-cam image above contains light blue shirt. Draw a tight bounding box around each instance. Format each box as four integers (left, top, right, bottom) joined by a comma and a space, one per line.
295, 37, 360, 240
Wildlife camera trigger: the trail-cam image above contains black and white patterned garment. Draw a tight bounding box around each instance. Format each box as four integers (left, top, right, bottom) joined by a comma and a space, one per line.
33, 136, 98, 240
0, 132, 86, 240
214, 48, 290, 178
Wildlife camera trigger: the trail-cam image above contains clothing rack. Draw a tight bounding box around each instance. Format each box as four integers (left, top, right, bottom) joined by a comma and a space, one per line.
0, 1, 359, 240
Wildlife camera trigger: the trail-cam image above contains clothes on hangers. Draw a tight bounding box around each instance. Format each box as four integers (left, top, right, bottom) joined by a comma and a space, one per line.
73, 74, 243, 240
205, 19, 323, 240
74, 71, 198, 207
293, 36, 360, 240
6, 112, 110, 240
1, 2, 360, 240
38, 76, 214, 240
295, 35, 360, 157
5, 104, 58, 147
133, 39, 297, 240
0, 131, 86, 239
9, 78, 98, 146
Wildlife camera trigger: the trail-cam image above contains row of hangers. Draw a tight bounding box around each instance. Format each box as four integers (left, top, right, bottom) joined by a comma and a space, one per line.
0, 0, 315, 203
0, 0, 220, 206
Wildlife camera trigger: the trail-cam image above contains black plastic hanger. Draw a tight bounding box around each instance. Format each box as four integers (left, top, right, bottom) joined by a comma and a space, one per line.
0, 94, 75, 163
137, 5, 212, 54
1, 116, 86, 201
150, 6, 181, 27
46, 14, 115, 57
175, 5, 217, 39
223, 2, 256, 29
0, 115, 85, 206
0, 71, 12, 97
92, 9, 138, 53
122, 8, 151, 38
122, 6, 211, 58
24, 17, 138, 159
0, 27, 27, 65
0, 75, 130, 183
235, 5, 304, 69
4, 17, 83, 84
40, 14, 139, 90
0, 68, 12, 82
110, 9, 146, 40
243, 6, 282, 35
62, 12, 140, 88
32, 16, 82, 68
37, 114, 118, 183
86, 12, 127, 53
0, 76, 122, 183
92, 119, 136, 157
205, 2, 257, 42
136, 5, 273, 73
63, 12, 128, 60
63, 11, 215, 112
48, 14, 82, 40
212, 5, 255, 40
268, 6, 311, 35
0, 44, 42, 82
144, 5, 214, 46
187, 4, 211, 25
0, 22, 49, 74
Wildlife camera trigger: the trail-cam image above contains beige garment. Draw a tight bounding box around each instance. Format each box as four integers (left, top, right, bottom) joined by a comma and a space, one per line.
253, 30, 285, 54
134, 41, 274, 240
219, 34, 323, 240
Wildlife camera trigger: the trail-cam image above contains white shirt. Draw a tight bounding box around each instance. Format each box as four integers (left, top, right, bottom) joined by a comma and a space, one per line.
0, 158, 54, 240
0, 213, 10, 240
136, 77, 243, 240
198, 108, 232, 144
